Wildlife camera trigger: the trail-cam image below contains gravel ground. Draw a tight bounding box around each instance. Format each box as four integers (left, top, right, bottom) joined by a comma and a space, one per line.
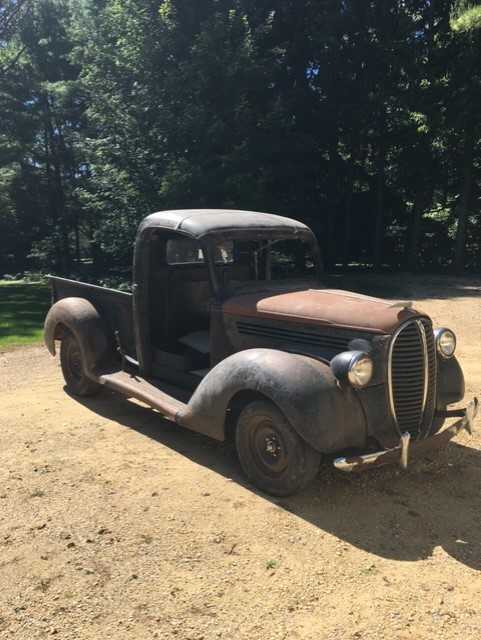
1, 278, 481, 639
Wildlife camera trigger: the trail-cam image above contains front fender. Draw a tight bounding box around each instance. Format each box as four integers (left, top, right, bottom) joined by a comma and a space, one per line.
179, 348, 367, 453
44, 297, 111, 376
437, 355, 465, 408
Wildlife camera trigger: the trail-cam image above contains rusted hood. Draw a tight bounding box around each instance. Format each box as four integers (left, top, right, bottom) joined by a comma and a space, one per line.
223, 287, 420, 334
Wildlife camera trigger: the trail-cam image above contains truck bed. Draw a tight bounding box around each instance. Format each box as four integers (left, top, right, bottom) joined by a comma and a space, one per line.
49, 276, 136, 357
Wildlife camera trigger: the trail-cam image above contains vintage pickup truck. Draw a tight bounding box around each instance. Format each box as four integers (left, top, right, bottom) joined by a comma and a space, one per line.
44, 209, 477, 496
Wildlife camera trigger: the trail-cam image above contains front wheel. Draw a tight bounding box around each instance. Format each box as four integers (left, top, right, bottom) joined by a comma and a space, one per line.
60, 334, 102, 397
235, 400, 321, 496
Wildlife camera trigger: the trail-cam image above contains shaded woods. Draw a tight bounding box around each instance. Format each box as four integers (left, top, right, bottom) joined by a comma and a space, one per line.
1, 0, 480, 277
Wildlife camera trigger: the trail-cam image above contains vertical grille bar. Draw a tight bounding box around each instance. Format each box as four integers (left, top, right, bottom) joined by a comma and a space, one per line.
420, 318, 437, 436
388, 319, 436, 438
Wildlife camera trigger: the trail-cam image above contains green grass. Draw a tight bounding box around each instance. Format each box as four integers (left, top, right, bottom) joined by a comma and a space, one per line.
0, 280, 50, 348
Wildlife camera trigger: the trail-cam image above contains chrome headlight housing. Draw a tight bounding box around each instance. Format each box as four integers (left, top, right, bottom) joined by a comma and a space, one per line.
348, 355, 374, 387
435, 328, 456, 359
331, 351, 374, 388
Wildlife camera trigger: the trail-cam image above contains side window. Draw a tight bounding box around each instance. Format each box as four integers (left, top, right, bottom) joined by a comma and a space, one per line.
166, 238, 205, 265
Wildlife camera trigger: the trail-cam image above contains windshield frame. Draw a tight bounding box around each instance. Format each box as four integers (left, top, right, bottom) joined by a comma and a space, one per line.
202, 227, 323, 300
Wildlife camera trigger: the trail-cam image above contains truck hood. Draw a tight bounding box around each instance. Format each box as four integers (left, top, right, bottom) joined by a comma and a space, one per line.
223, 286, 420, 334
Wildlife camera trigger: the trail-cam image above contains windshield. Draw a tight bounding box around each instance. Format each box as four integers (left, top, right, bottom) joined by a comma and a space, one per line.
213, 236, 320, 293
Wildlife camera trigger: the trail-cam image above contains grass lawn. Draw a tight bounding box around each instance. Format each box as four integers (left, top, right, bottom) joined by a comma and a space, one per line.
0, 280, 50, 349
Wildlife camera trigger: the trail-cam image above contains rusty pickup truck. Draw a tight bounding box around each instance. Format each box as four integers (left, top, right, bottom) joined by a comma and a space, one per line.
44, 209, 477, 495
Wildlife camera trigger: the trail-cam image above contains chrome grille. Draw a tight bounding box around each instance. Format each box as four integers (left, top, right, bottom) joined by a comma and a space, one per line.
420, 318, 437, 434
389, 319, 436, 437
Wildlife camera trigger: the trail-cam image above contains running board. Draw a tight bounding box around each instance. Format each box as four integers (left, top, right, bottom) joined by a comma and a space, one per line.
98, 370, 188, 422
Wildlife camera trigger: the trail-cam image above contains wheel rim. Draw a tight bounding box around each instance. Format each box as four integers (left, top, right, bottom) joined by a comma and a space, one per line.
248, 416, 289, 477
68, 341, 82, 381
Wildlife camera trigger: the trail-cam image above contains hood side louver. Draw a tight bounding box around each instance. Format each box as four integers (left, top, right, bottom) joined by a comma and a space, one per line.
236, 321, 350, 351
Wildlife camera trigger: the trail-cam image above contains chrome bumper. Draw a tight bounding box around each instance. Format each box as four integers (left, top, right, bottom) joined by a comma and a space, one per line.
334, 398, 478, 473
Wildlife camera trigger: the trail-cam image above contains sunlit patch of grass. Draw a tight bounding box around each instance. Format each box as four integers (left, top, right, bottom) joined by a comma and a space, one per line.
0, 280, 50, 348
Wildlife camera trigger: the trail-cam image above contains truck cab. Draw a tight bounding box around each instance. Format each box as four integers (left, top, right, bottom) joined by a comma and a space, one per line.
133, 210, 322, 386
44, 209, 477, 496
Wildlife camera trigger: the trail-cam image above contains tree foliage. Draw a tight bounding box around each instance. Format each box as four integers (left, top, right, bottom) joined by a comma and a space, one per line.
0, 0, 480, 275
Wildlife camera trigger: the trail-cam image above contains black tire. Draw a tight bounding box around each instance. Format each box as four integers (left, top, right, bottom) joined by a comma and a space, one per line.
60, 334, 101, 397
235, 399, 321, 496
429, 408, 446, 436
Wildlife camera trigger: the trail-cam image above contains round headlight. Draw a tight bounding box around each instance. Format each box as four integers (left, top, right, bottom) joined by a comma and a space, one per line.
348, 354, 373, 388
435, 328, 456, 359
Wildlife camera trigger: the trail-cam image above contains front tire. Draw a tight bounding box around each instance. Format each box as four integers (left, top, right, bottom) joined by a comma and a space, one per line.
60, 334, 101, 397
235, 400, 321, 496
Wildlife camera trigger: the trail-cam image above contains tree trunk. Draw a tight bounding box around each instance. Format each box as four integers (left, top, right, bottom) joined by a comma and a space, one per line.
44, 93, 70, 273
455, 116, 475, 274
374, 142, 386, 270
325, 141, 340, 270
44, 127, 62, 272
325, 208, 336, 270
342, 174, 353, 269
406, 196, 425, 272
74, 213, 81, 265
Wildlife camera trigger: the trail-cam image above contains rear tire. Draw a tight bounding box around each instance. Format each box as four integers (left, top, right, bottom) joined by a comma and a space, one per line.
60, 334, 101, 397
235, 399, 321, 496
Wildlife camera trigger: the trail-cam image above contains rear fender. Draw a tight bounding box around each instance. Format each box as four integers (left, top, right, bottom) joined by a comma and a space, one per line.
44, 297, 112, 376
179, 348, 367, 453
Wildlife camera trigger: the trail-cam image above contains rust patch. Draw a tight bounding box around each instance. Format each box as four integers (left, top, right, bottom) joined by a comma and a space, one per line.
223, 288, 420, 334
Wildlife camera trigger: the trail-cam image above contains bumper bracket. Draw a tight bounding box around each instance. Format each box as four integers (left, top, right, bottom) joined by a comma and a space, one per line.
334, 397, 478, 473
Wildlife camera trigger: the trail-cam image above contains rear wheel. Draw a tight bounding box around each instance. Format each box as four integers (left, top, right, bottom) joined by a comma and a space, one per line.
60, 334, 101, 397
235, 400, 321, 496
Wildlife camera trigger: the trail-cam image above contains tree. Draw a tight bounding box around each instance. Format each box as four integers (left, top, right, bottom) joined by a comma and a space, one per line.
0, 0, 88, 273
0, 0, 30, 76
1, 0, 481, 276
450, 1, 481, 272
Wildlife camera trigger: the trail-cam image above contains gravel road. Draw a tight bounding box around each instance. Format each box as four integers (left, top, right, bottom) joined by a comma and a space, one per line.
1, 278, 481, 639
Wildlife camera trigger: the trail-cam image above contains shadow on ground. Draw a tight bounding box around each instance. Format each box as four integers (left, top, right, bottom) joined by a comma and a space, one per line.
71, 389, 481, 571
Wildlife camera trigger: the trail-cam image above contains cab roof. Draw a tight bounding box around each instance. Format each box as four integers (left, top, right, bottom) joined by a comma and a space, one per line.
139, 209, 310, 239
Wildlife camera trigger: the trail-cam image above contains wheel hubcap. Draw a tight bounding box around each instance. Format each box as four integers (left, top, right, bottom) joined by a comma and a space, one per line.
250, 419, 288, 476
264, 435, 281, 457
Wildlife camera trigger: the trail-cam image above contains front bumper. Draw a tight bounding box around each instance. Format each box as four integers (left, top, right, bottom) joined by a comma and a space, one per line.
334, 398, 478, 473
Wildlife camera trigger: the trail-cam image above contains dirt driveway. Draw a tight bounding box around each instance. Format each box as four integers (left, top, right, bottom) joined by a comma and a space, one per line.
1, 276, 481, 639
